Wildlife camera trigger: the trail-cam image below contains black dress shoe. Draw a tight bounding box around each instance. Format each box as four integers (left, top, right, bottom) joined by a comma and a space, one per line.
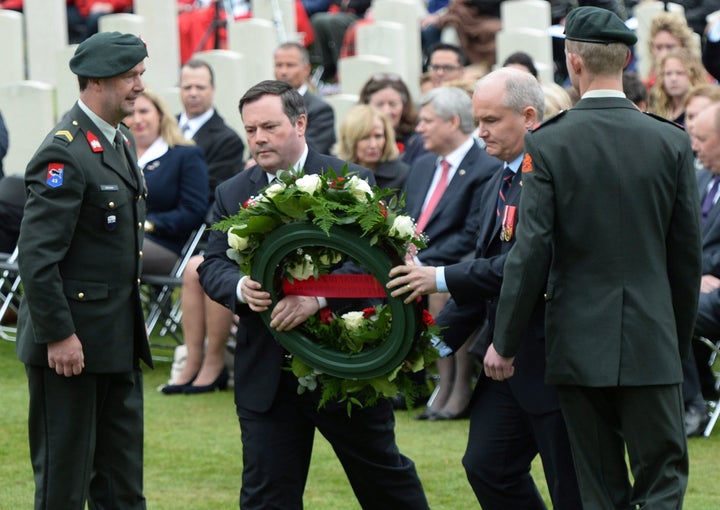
685, 406, 710, 438
160, 374, 197, 395
183, 368, 229, 394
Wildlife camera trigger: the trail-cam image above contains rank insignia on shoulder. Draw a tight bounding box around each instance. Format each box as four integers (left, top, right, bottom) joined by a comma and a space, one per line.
86, 131, 104, 153
46, 163, 64, 188
521, 153, 533, 173
54, 130, 74, 143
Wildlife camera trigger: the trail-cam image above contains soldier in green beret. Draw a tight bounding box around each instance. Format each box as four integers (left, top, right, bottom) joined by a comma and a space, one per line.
16, 31, 152, 509
486, 6, 700, 510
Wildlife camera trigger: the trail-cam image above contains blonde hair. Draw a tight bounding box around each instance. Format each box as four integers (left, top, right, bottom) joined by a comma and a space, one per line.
139, 89, 194, 148
684, 84, 720, 107
648, 12, 697, 64
336, 105, 399, 165
649, 48, 708, 119
542, 83, 572, 117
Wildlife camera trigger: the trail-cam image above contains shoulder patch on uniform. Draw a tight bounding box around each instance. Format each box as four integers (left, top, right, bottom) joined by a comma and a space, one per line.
46, 163, 64, 188
54, 130, 74, 143
532, 109, 568, 132
643, 111, 686, 130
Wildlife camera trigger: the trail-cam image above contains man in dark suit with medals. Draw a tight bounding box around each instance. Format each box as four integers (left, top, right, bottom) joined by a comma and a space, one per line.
486, 8, 702, 509
387, 68, 581, 509
198, 80, 429, 510
16, 32, 152, 509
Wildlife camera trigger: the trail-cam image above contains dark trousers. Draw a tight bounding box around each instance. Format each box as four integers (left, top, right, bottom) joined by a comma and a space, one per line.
462, 378, 581, 510
557, 384, 687, 510
26, 365, 146, 510
236, 371, 429, 510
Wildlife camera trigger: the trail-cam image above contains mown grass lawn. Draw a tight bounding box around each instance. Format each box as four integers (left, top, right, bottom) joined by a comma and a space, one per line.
2, 339, 719, 509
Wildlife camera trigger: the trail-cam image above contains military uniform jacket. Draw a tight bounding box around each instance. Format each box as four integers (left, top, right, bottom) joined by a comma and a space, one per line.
494, 97, 702, 387
16, 102, 152, 372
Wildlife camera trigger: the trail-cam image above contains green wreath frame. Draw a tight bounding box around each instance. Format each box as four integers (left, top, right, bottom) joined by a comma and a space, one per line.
250, 221, 419, 379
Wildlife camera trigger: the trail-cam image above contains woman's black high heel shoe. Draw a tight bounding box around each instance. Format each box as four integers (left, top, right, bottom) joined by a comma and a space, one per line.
182, 368, 229, 394
160, 373, 198, 395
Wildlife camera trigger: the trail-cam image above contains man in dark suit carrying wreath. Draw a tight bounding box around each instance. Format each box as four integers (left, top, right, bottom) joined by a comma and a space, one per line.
198, 80, 429, 510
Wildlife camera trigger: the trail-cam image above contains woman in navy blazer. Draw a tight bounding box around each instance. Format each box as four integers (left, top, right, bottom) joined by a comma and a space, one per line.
126, 90, 208, 274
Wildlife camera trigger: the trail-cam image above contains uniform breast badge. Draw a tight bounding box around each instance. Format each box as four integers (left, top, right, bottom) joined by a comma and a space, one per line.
500, 205, 517, 242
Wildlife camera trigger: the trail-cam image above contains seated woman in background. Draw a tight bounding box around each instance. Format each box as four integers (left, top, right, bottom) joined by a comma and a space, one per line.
125, 89, 208, 275
645, 12, 696, 89
335, 104, 409, 193
358, 74, 427, 165
649, 48, 709, 125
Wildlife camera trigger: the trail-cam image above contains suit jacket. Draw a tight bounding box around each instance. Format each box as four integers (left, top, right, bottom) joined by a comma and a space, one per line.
190, 110, 245, 203
403, 142, 501, 266
16, 102, 152, 371
198, 149, 373, 412
696, 168, 720, 275
303, 91, 336, 155
439, 165, 556, 414
144, 144, 209, 254
373, 158, 409, 193
494, 97, 702, 387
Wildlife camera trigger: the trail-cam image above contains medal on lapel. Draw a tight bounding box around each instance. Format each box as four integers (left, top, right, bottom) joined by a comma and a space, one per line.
500, 205, 517, 242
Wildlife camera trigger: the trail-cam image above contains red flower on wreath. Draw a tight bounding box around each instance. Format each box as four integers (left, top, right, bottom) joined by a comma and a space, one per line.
328, 176, 346, 189
363, 307, 376, 319
378, 201, 387, 218
320, 307, 334, 324
422, 309, 435, 326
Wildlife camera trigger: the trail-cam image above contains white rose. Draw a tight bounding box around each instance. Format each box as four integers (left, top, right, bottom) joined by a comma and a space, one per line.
295, 174, 322, 195
286, 254, 315, 280
264, 181, 286, 198
341, 311, 366, 331
227, 228, 249, 251
347, 175, 372, 202
389, 215, 416, 239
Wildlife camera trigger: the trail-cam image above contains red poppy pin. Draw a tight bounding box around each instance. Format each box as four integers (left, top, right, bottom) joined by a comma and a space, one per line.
521, 153, 533, 173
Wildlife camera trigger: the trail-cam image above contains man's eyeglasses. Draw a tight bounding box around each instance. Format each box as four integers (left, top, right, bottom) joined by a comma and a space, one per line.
429, 64, 462, 73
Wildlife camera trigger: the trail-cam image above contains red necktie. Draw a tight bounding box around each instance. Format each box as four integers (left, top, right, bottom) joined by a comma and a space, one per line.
416, 159, 450, 232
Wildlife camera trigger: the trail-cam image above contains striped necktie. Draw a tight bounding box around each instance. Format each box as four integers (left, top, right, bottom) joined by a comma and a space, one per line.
496, 165, 514, 217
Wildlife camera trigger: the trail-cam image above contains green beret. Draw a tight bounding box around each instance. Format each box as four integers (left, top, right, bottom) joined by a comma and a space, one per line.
564, 6, 638, 47
69, 32, 148, 78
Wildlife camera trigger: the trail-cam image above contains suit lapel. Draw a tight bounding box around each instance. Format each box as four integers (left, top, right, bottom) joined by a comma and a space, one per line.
407, 159, 436, 220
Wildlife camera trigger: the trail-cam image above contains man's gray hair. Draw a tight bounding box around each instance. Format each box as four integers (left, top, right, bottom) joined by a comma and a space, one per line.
476, 68, 546, 122
420, 87, 476, 134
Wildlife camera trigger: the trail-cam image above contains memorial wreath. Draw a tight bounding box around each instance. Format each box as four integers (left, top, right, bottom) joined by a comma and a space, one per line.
214, 167, 442, 413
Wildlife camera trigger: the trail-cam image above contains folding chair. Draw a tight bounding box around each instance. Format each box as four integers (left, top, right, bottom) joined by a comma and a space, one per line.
140, 224, 207, 360
0, 246, 21, 342
698, 336, 720, 437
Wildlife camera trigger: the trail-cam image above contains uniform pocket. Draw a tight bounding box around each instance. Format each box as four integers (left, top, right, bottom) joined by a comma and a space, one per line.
63, 279, 109, 301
